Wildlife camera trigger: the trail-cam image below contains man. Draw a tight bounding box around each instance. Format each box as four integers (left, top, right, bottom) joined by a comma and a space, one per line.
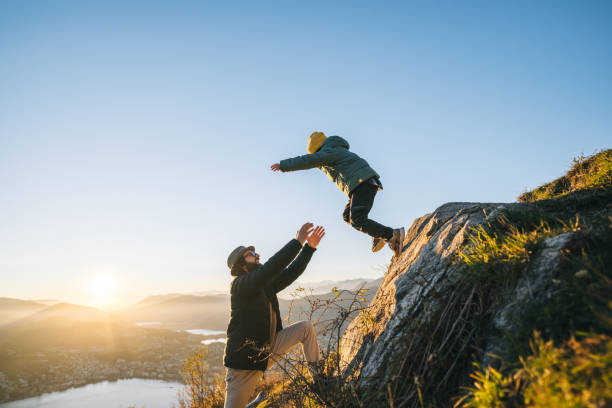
223, 223, 326, 408
271, 132, 405, 257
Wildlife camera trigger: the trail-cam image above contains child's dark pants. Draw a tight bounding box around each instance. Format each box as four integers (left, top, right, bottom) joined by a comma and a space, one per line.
342, 181, 394, 240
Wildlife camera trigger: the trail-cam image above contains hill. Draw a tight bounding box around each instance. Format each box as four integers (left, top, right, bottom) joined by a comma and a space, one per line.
0, 298, 47, 326
121, 294, 231, 331
119, 280, 382, 332
130, 293, 184, 308
337, 150, 612, 407
518, 149, 611, 202
2, 302, 118, 332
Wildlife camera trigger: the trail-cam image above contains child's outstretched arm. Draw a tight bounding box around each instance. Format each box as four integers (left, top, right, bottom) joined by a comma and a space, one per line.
271, 149, 340, 172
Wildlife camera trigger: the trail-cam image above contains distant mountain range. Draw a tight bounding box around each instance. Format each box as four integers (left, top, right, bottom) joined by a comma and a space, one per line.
0, 278, 383, 332
0, 280, 380, 403
122, 294, 231, 331
277, 277, 381, 299
188, 278, 380, 298
187, 277, 381, 299
0, 298, 48, 325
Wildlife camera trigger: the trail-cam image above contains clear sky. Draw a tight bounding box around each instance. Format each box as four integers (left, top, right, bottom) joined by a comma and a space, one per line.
1, 1, 610, 308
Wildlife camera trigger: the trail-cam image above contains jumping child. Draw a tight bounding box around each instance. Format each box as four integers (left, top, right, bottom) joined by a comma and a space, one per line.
271, 132, 404, 256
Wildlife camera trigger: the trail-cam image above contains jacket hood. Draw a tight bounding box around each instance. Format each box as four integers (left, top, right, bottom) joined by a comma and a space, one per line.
322, 135, 349, 150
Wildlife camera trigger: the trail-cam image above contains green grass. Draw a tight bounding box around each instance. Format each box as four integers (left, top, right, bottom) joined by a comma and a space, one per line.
518, 149, 612, 202
457, 332, 612, 408
454, 187, 612, 407
454, 363, 514, 408
457, 213, 580, 289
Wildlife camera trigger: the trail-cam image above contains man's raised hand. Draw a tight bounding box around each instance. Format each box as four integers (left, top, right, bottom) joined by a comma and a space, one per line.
296, 223, 314, 245
306, 226, 325, 248
270, 163, 280, 172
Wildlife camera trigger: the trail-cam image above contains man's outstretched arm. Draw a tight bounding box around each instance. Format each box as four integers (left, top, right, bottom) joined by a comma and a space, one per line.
232, 223, 313, 294
272, 226, 325, 293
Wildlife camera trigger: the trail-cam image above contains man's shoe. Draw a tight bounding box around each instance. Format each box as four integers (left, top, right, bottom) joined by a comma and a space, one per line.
245, 391, 267, 408
388, 227, 405, 257
372, 237, 386, 252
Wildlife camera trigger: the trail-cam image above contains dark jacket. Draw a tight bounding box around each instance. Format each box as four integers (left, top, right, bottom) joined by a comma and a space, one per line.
279, 136, 379, 196
223, 239, 316, 371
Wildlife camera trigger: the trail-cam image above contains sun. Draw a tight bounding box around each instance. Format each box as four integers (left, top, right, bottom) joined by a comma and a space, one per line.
88, 275, 116, 307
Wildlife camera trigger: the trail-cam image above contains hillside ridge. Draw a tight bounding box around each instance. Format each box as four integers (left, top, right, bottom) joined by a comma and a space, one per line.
334, 150, 611, 407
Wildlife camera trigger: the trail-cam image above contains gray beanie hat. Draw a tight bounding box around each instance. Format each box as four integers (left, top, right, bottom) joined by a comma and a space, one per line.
227, 245, 254, 269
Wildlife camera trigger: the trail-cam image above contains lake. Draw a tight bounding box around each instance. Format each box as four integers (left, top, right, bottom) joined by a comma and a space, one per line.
201, 338, 226, 345
183, 329, 225, 336
181, 329, 226, 345
0, 379, 185, 408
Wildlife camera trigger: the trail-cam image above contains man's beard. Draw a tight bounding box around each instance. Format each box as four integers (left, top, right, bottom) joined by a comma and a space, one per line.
245, 261, 260, 272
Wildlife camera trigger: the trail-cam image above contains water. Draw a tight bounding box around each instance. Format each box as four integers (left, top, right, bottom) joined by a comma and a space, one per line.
183, 329, 225, 336
135, 322, 161, 326
201, 338, 226, 345
181, 329, 226, 345
0, 379, 184, 408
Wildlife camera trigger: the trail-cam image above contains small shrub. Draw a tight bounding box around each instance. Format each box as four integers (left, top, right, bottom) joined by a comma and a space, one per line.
519, 333, 612, 407
175, 345, 225, 408
454, 363, 516, 408
458, 332, 612, 408
260, 287, 371, 407
457, 219, 538, 267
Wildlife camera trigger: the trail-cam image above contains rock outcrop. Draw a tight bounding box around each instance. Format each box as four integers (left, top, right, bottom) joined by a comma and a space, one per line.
342, 202, 509, 373
263, 151, 610, 407
339, 198, 597, 405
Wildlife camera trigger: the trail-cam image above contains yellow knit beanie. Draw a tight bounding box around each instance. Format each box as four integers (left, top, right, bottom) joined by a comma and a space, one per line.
307, 131, 327, 154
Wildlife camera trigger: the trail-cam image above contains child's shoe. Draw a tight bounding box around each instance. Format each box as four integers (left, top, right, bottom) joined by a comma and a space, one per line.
372, 237, 386, 252
388, 227, 405, 257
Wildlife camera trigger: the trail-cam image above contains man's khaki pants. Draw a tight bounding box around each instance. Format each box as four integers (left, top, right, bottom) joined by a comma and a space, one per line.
224, 320, 320, 408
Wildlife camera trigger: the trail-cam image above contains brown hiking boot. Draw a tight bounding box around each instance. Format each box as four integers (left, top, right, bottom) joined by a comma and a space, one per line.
388, 227, 405, 257
372, 237, 386, 252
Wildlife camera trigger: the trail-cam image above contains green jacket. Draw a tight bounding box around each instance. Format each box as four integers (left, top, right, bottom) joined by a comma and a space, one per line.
279, 136, 379, 196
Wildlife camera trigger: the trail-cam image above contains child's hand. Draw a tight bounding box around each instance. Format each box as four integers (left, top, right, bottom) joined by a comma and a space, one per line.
270, 163, 280, 172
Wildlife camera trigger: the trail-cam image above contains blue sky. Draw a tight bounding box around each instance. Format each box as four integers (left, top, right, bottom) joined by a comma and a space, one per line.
1, 1, 610, 307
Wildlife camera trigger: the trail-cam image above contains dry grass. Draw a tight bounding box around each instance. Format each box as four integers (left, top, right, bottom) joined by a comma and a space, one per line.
519, 150, 612, 202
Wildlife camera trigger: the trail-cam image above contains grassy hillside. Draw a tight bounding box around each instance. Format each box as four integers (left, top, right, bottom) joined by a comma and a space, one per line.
519, 149, 611, 202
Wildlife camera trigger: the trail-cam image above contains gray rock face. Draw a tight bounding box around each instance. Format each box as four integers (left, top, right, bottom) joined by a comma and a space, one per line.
482, 232, 573, 366
340, 201, 572, 388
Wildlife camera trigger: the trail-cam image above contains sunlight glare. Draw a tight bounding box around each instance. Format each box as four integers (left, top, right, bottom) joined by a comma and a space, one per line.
88, 275, 116, 306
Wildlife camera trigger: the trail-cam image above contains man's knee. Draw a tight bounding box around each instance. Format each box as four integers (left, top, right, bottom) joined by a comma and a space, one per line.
297, 320, 315, 336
